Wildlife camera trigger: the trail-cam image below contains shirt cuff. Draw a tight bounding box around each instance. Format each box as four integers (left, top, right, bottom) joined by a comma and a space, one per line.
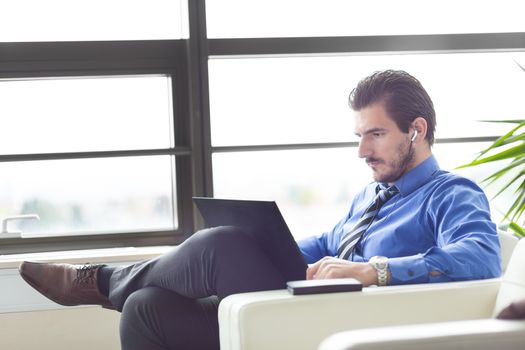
388, 254, 429, 285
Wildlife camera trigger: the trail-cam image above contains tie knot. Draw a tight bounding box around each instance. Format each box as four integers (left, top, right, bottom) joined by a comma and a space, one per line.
386, 185, 399, 195
377, 185, 399, 203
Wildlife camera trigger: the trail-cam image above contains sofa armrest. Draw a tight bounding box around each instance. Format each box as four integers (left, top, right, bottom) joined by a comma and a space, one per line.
318, 319, 525, 350
218, 279, 501, 350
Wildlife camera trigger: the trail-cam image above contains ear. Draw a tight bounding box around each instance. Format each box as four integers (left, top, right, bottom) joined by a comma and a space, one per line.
411, 117, 428, 143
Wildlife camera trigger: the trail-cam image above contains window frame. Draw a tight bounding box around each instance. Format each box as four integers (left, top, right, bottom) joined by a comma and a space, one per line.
1, 0, 525, 254
206, 32, 525, 169
0, 39, 204, 254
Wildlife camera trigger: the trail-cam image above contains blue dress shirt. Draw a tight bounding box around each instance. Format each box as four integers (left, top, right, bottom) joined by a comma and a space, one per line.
297, 155, 501, 285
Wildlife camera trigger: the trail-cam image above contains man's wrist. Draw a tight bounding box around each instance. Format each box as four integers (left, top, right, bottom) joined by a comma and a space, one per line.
369, 256, 389, 286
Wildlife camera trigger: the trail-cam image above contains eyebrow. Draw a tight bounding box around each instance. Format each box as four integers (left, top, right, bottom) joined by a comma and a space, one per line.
354, 127, 388, 137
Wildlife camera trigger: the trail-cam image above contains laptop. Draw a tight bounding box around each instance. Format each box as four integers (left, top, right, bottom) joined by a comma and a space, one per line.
193, 197, 308, 282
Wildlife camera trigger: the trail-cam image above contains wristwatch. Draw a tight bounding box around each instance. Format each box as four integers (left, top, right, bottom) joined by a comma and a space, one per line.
369, 256, 389, 286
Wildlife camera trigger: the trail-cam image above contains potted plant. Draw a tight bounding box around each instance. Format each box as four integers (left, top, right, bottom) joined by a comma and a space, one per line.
458, 62, 525, 237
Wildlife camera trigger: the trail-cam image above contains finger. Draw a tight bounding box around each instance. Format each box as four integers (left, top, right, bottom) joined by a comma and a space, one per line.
306, 257, 331, 279
314, 259, 353, 280
306, 261, 320, 280
311, 259, 336, 279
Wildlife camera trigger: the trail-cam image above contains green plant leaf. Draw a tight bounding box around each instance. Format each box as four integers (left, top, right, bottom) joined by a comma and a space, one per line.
459, 143, 525, 168
508, 221, 525, 238
502, 133, 525, 145
476, 119, 525, 124
455, 120, 525, 166
472, 121, 525, 161
490, 170, 525, 202
514, 180, 525, 218
505, 179, 525, 222
515, 59, 525, 74
504, 194, 523, 222
461, 61, 525, 231
511, 195, 525, 222
483, 158, 525, 186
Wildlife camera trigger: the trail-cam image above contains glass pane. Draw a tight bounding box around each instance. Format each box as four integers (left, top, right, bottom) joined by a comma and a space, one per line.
1, 0, 186, 41
212, 143, 509, 240
209, 52, 525, 146
0, 76, 174, 154
0, 156, 177, 237
213, 148, 370, 240
207, 0, 525, 38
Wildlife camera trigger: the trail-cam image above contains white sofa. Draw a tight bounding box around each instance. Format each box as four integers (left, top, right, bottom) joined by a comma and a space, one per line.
218, 230, 521, 350
318, 318, 525, 350
319, 235, 525, 350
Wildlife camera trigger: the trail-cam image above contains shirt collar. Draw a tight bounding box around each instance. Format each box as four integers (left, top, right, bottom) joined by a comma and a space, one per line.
390, 154, 440, 196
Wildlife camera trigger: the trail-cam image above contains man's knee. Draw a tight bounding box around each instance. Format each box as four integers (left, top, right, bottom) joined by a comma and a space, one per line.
192, 225, 255, 252
120, 288, 168, 349
121, 287, 180, 322
120, 287, 160, 331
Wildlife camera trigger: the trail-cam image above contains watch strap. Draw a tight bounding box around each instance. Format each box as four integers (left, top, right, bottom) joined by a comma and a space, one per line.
370, 256, 389, 286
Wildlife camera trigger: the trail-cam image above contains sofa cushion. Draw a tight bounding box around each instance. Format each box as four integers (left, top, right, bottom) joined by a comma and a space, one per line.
493, 238, 525, 316
498, 229, 519, 272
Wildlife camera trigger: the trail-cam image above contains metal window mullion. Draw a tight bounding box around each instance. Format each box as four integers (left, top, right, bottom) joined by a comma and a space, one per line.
210, 136, 500, 154
172, 47, 195, 237
0, 40, 182, 79
0, 147, 192, 163
0, 230, 186, 255
185, 0, 213, 232
208, 32, 525, 57
0, 42, 191, 253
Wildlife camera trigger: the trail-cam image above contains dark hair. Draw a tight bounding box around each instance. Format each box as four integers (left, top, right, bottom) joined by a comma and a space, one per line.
349, 70, 436, 145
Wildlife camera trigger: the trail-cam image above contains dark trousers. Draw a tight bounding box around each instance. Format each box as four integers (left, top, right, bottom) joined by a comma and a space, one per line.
109, 226, 305, 350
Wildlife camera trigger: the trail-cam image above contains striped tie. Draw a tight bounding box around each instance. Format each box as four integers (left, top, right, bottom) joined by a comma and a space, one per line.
337, 184, 399, 260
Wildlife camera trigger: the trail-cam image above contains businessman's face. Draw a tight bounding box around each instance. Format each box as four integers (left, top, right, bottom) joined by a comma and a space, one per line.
354, 103, 415, 185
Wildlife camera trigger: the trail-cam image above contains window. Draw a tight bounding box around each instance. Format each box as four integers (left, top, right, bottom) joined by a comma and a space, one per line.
0, 16, 193, 253
209, 53, 525, 147
206, 0, 525, 38
1, 76, 173, 154
1, 75, 179, 237
207, 2, 525, 236
2, 0, 525, 254
1, 156, 176, 236
1, 0, 187, 41
212, 141, 512, 239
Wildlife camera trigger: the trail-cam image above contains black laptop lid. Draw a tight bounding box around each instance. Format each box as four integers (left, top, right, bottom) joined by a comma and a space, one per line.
193, 197, 307, 281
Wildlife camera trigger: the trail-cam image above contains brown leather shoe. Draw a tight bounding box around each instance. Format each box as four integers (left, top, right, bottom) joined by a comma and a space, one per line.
19, 261, 114, 309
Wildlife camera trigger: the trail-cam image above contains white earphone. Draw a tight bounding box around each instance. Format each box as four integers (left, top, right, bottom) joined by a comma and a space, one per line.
411, 130, 418, 142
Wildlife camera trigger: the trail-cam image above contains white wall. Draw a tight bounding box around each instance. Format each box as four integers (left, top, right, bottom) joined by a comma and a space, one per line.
0, 247, 170, 350
0, 307, 121, 350
0, 268, 120, 350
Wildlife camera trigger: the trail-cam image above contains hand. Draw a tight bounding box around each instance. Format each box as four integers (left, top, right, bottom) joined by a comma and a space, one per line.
306, 257, 379, 287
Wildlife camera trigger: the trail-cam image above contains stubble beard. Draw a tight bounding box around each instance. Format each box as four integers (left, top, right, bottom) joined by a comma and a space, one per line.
371, 139, 415, 184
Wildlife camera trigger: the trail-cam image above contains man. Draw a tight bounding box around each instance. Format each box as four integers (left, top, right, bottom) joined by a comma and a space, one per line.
301, 70, 501, 286
19, 70, 501, 350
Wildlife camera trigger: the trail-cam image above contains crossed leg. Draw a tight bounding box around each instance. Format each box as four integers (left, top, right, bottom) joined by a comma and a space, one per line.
20, 225, 305, 349
107, 226, 293, 310
108, 225, 304, 349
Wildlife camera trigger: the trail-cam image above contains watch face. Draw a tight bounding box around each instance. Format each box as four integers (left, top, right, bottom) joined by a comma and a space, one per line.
376, 262, 387, 269
371, 256, 388, 265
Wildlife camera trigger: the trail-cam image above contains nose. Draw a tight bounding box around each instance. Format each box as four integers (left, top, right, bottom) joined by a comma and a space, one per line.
357, 138, 370, 159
